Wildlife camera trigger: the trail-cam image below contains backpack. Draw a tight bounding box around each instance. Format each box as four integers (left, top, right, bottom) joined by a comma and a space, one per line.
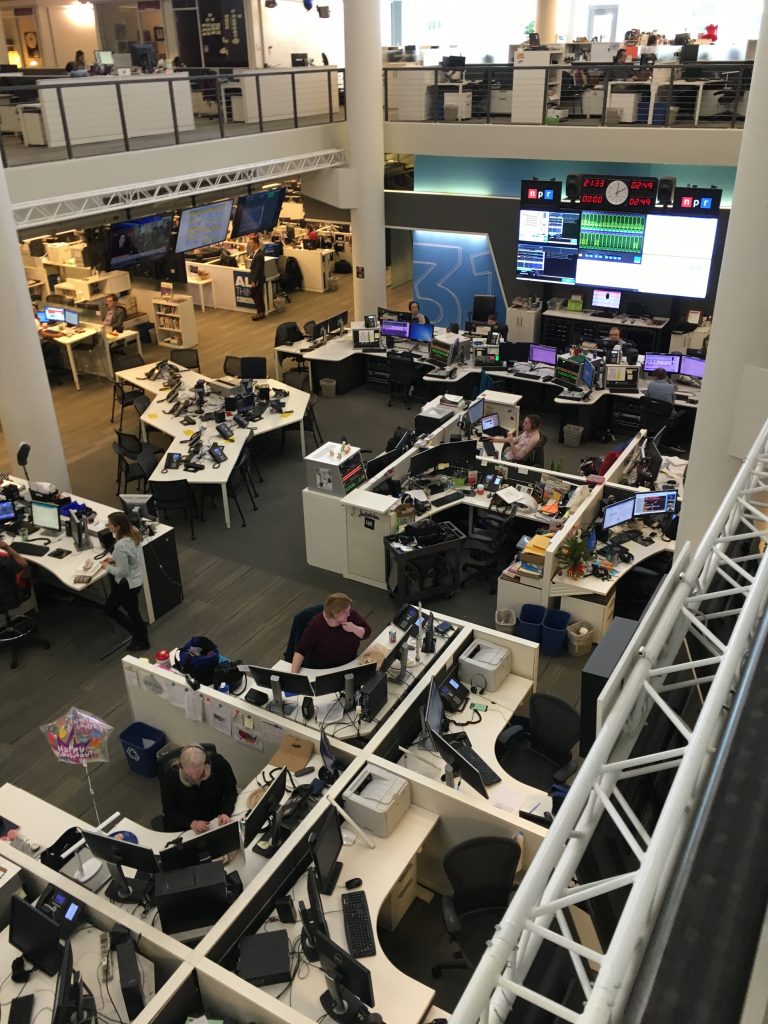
174, 636, 219, 684
334, 259, 352, 274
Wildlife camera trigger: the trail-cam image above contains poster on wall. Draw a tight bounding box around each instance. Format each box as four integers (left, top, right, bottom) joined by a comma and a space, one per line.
233, 268, 255, 309
198, 0, 248, 68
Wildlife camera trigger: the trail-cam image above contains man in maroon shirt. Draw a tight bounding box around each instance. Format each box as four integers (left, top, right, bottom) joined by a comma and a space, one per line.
291, 593, 372, 672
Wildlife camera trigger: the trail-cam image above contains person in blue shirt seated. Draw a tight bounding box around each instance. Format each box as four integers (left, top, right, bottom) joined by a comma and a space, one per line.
646, 368, 676, 404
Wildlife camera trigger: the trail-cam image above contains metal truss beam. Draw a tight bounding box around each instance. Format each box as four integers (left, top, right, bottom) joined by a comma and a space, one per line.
451, 415, 768, 1024
11, 149, 346, 230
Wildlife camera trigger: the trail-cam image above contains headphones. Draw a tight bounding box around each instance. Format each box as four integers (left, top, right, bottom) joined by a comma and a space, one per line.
12, 956, 31, 983
179, 744, 210, 767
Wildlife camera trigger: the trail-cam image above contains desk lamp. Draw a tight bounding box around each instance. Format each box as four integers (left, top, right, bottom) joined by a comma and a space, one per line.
16, 443, 31, 487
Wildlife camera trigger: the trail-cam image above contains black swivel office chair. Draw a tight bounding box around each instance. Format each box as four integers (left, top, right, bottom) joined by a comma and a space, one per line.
280, 396, 323, 452
461, 513, 517, 594
387, 352, 420, 409
275, 322, 309, 387
152, 742, 218, 829
525, 433, 547, 468
170, 348, 201, 371
239, 356, 267, 379
432, 836, 521, 976
111, 353, 146, 430
641, 397, 675, 436
151, 480, 200, 539
223, 355, 242, 378
0, 559, 50, 669
284, 604, 323, 661
495, 693, 580, 792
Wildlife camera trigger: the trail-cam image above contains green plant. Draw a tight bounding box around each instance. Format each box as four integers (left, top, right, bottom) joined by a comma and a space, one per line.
557, 529, 590, 578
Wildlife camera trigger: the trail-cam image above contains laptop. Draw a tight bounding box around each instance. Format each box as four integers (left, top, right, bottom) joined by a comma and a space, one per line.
0, 499, 16, 528
480, 412, 506, 437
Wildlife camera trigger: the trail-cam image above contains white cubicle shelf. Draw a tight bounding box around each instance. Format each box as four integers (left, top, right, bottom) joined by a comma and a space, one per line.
152, 294, 198, 349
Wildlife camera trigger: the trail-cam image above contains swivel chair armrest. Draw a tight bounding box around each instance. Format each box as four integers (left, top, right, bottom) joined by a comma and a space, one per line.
441, 894, 461, 937
497, 723, 526, 746
553, 759, 578, 784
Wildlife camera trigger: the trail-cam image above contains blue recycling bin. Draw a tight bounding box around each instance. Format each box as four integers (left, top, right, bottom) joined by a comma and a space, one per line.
120, 722, 166, 777
541, 609, 572, 657
515, 604, 546, 643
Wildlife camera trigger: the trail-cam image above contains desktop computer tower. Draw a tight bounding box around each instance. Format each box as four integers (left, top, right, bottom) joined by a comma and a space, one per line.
359, 670, 387, 722
116, 941, 145, 1021
154, 862, 228, 935
237, 930, 291, 986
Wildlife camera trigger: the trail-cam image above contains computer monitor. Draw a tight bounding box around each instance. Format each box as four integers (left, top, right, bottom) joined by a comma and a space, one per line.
291, 52, 309, 66
428, 728, 488, 798
248, 665, 315, 713
319, 730, 339, 781
306, 865, 329, 937
119, 493, 156, 524
9, 896, 62, 975
242, 767, 287, 849
377, 307, 411, 322
679, 354, 705, 379
442, 55, 466, 69
380, 320, 409, 339
36, 310, 49, 325
309, 806, 343, 894
31, 500, 61, 533
555, 358, 582, 389
313, 661, 378, 711
644, 352, 681, 375
408, 322, 434, 343
129, 42, 155, 72
0, 499, 15, 525
64, 309, 79, 327
315, 928, 376, 1020
52, 939, 76, 1024
530, 344, 557, 367
428, 338, 455, 367
46, 306, 66, 323
94, 50, 114, 65
81, 829, 159, 903
467, 398, 485, 428
633, 489, 678, 518
581, 359, 595, 391
435, 439, 478, 471
115, 940, 144, 1021
603, 496, 635, 531
592, 288, 622, 311
471, 295, 496, 322
365, 449, 398, 480
424, 681, 444, 737
158, 820, 241, 872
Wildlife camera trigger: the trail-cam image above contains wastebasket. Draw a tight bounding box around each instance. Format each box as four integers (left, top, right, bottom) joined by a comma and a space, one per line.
515, 604, 546, 643
495, 609, 517, 634
120, 722, 166, 777
541, 609, 572, 657
567, 620, 596, 657
563, 424, 584, 448
319, 378, 337, 398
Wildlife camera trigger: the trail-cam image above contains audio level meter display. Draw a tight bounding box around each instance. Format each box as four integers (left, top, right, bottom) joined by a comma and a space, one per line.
579, 212, 646, 255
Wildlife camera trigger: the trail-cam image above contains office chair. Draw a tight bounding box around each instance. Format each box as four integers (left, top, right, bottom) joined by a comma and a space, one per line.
284, 604, 323, 661
641, 397, 675, 437
0, 558, 50, 670
431, 836, 521, 976
133, 393, 167, 447
387, 352, 420, 409
223, 355, 242, 378
274, 321, 304, 346
281, 396, 323, 452
460, 513, 516, 593
170, 348, 201, 371
111, 353, 146, 430
275, 322, 309, 387
239, 356, 267, 379
215, 449, 258, 527
524, 433, 547, 468
495, 693, 580, 792
113, 444, 156, 494
151, 480, 200, 540
152, 743, 218, 829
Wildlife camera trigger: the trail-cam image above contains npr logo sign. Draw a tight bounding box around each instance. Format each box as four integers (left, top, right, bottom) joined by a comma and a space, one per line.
680, 195, 713, 209
527, 187, 555, 201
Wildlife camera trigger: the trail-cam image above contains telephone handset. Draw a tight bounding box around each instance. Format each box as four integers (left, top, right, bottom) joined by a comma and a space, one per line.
209, 443, 227, 466
184, 429, 202, 446
216, 422, 235, 440
163, 452, 182, 473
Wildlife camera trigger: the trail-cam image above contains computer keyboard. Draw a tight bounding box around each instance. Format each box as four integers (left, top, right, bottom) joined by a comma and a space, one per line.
515, 370, 545, 381
342, 890, 376, 958
431, 491, 464, 508
10, 542, 49, 556
448, 738, 502, 786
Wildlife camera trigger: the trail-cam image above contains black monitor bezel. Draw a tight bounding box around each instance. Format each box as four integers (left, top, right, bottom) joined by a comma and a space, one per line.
428, 728, 488, 798
248, 665, 315, 697
9, 895, 63, 976
158, 819, 241, 871
312, 661, 377, 698
81, 829, 159, 874
308, 807, 343, 893
314, 928, 375, 1007
243, 767, 288, 849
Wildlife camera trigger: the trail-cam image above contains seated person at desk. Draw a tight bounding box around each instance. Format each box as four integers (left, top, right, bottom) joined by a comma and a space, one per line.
493, 414, 541, 463
160, 745, 238, 834
646, 368, 676, 403
0, 538, 29, 579
487, 312, 508, 340
102, 293, 126, 333
606, 325, 627, 357
291, 592, 372, 672
408, 300, 430, 324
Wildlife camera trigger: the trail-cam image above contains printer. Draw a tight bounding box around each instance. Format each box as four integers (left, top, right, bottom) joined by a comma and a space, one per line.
343, 765, 410, 838
458, 640, 512, 693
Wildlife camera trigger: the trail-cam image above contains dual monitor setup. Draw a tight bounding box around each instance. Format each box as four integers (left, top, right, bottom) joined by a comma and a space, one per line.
304, 309, 349, 342
602, 488, 678, 533
643, 351, 706, 381
9, 893, 146, 1022
37, 306, 79, 329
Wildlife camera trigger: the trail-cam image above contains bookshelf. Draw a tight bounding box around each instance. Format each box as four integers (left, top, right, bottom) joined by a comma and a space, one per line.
151, 294, 198, 350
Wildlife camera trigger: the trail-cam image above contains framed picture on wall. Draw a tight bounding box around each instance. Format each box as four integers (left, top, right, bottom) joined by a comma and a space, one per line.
154, 27, 165, 42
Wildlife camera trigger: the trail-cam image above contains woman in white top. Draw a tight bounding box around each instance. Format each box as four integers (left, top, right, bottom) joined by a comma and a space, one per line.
100, 512, 149, 652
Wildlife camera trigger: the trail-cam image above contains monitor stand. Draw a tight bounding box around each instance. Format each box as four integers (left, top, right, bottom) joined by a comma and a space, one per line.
105, 863, 151, 903
321, 978, 381, 1024
266, 674, 294, 716
342, 672, 356, 713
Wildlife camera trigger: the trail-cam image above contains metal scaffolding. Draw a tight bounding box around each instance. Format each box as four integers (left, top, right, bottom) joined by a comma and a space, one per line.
452, 416, 768, 1024
11, 149, 346, 230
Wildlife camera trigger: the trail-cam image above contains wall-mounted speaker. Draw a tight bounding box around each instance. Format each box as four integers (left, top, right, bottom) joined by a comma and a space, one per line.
658, 176, 676, 206
565, 174, 580, 200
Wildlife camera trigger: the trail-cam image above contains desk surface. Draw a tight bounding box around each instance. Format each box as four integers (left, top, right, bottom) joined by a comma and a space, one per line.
259, 802, 439, 1024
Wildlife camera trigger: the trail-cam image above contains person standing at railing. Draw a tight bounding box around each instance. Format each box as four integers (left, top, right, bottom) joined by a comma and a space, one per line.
249, 234, 266, 321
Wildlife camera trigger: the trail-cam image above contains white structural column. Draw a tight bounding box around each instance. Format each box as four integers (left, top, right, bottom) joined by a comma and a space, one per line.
536, 0, 558, 44
342, 0, 387, 317
0, 168, 69, 488
678, 2, 768, 549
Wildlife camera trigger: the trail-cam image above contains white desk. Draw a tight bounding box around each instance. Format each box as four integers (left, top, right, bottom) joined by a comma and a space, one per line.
185, 274, 214, 313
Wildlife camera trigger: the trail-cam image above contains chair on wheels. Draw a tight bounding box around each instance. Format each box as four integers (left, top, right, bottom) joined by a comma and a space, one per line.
284, 604, 323, 660
0, 558, 50, 669
495, 693, 580, 792
387, 352, 420, 409
239, 356, 267, 379
111, 353, 146, 429
170, 348, 201, 371
275, 322, 309, 388
152, 742, 218, 829
223, 355, 242, 378
281, 395, 323, 452
641, 397, 675, 436
431, 836, 521, 976
114, 445, 156, 494
151, 480, 200, 539
460, 513, 516, 593
525, 432, 547, 468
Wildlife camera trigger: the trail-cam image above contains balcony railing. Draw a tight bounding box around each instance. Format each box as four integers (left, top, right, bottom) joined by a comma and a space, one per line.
383, 61, 751, 128
0, 66, 346, 168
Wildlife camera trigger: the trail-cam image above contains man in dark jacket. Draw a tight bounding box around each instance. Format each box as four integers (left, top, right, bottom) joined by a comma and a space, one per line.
103, 293, 127, 332
249, 235, 266, 321
159, 746, 238, 833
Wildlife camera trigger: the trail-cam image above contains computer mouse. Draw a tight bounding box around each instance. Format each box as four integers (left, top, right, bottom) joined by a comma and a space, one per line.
345, 877, 363, 890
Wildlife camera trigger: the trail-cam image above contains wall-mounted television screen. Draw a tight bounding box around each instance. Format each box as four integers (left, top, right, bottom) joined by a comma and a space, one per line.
175, 199, 234, 253
516, 207, 718, 298
109, 213, 174, 270
231, 188, 287, 238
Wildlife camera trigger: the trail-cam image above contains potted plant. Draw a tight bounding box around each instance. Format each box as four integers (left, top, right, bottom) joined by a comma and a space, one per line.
557, 529, 589, 578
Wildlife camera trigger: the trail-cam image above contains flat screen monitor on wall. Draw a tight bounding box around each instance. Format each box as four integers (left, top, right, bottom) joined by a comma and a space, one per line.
109, 214, 174, 270
175, 200, 234, 253
231, 188, 287, 238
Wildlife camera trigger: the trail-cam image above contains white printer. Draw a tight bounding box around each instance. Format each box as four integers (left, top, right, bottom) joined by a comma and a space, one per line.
458, 640, 511, 693
343, 765, 411, 838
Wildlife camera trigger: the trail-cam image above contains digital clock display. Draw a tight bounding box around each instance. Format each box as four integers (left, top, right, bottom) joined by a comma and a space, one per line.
579, 175, 659, 208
